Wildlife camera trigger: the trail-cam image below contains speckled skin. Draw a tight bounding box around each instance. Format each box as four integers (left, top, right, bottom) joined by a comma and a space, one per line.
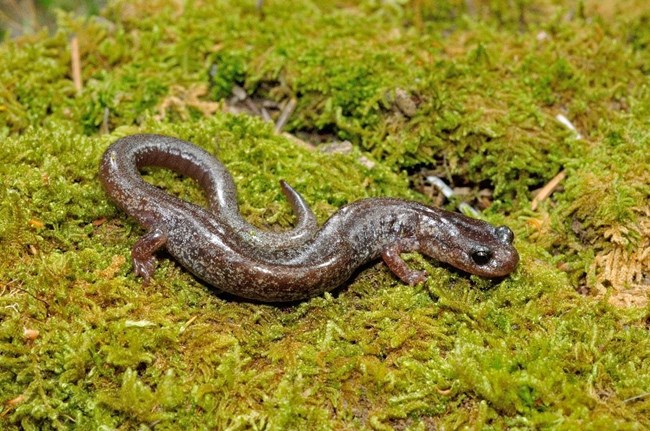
99, 134, 519, 302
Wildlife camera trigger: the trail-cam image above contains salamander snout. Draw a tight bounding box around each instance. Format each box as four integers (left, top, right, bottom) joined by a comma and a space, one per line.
416, 212, 520, 278
467, 224, 519, 277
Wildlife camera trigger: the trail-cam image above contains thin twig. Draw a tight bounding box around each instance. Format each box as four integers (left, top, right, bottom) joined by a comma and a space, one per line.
528, 114, 577, 210
100, 107, 110, 134
556, 113, 582, 139
623, 392, 650, 403
0, 0, 36, 34
179, 315, 198, 335
260, 106, 272, 122
243, 98, 262, 116
12, 286, 51, 316
275, 98, 297, 133
531, 170, 566, 210
70, 36, 83, 94
425, 176, 481, 218
281, 132, 316, 151
0, 278, 19, 296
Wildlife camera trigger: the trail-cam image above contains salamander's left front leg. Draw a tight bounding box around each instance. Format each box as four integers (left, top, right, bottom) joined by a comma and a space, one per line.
381, 241, 427, 285
131, 227, 168, 284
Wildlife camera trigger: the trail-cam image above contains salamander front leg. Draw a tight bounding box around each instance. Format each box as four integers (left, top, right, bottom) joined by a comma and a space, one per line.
381, 241, 427, 285
131, 228, 168, 284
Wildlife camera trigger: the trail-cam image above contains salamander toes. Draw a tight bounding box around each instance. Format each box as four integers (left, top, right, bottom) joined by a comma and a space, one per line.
133, 256, 157, 284
406, 270, 427, 286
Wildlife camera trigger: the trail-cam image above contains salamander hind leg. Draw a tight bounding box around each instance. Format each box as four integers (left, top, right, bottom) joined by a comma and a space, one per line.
381, 241, 427, 285
131, 228, 168, 284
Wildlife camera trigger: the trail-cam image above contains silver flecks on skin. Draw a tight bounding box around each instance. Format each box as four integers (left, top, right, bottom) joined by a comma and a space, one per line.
99, 134, 519, 302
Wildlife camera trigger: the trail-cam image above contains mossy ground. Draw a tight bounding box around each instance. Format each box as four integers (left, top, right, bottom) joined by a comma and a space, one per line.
1, 1, 649, 430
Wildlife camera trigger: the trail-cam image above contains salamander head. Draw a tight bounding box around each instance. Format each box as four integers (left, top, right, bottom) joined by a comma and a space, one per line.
416, 207, 519, 278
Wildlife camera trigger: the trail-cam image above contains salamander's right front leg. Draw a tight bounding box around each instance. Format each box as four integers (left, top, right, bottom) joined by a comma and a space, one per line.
131, 228, 168, 284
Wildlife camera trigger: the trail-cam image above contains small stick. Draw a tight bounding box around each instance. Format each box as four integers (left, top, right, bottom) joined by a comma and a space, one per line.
275, 98, 297, 133
100, 107, 110, 134
11, 285, 51, 316
70, 36, 83, 93
528, 114, 577, 210
556, 114, 582, 139
243, 98, 261, 116
425, 176, 481, 218
623, 392, 650, 403
281, 132, 316, 151
260, 106, 272, 122
179, 315, 198, 335
531, 170, 566, 210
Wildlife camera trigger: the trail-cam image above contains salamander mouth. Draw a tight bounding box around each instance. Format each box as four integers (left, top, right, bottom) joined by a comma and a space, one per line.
471, 248, 519, 277
436, 243, 519, 278
418, 239, 518, 278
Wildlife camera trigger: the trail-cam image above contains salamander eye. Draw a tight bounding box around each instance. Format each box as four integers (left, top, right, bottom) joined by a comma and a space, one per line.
495, 226, 514, 244
471, 249, 492, 266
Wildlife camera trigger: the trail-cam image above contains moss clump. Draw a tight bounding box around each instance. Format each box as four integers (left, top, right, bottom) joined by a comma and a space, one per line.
542, 121, 650, 306
1, 0, 650, 429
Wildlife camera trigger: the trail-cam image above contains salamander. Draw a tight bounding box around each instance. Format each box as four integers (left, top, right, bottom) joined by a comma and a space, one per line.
99, 134, 519, 302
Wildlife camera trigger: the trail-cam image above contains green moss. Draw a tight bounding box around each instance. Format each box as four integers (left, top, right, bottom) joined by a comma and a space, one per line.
1, 0, 650, 430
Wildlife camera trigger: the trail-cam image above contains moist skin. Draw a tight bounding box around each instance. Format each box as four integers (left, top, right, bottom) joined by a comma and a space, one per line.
99, 134, 519, 302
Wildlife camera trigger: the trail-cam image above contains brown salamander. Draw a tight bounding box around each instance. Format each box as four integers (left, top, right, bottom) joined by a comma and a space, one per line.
99, 134, 519, 302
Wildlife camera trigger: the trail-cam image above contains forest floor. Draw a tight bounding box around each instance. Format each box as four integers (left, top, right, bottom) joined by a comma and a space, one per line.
0, 1, 648, 429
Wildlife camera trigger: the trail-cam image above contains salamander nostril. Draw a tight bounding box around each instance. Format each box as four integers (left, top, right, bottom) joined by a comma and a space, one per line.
471, 249, 492, 266
496, 226, 514, 244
